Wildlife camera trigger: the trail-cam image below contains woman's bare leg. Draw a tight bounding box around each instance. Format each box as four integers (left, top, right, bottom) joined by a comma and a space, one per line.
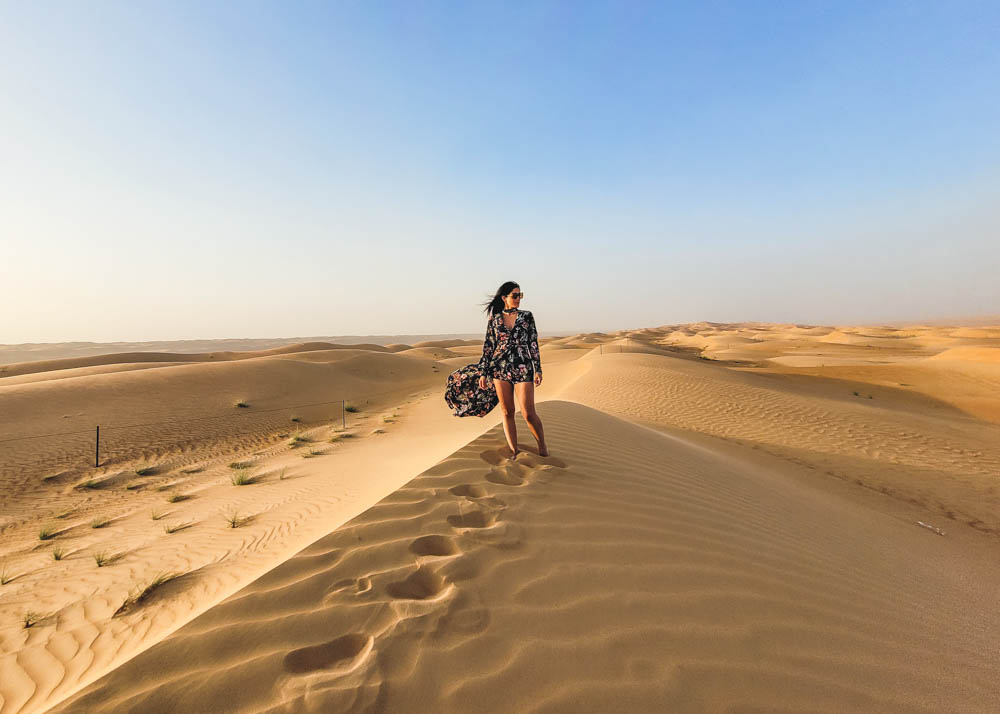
494, 379, 518, 457
514, 381, 548, 456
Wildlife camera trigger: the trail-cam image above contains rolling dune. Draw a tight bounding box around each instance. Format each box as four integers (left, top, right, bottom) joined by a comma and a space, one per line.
50, 402, 1000, 713
2, 321, 999, 713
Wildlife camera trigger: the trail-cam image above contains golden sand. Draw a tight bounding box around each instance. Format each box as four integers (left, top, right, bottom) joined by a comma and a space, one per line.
1, 322, 998, 712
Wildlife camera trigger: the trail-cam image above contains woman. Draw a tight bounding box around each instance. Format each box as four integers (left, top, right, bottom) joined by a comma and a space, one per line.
476, 281, 548, 459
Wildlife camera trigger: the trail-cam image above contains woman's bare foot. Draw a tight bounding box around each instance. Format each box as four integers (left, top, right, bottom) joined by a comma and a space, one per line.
538, 444, 549, 457
508, 449, 520, 461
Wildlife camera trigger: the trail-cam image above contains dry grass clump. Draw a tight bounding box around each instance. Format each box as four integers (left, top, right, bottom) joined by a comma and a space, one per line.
52, 547, 67, 561
75, 479, 101, 490
23, 611, 43, 629
38, 526, 58, 541
230, 468, 260, 486
164, 522, 193, 534
134, 464, 157, 476
114, 571, 182, 617
1, 565, 14, 585
166, 492, 190, 503
150, 509, 167, 521
93, 550, 124, 567
234, 401, 249, 408
344, 404, 360, 413
224, 508, 251, 528
228, 460, 254, 470
91, 517, 110, 529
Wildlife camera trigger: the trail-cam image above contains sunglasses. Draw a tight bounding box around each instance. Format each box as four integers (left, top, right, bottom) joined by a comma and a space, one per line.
510, 292, 524, 299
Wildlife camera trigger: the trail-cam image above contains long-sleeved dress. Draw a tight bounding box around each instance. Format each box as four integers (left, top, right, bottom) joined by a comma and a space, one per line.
444, 309, 543, 417
477, 309, 542, 383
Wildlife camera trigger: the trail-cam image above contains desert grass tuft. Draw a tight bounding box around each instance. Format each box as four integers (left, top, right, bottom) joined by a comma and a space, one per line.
224, 508, 250, 528
114, 571, 181, 616
228, 461, 254, 470
235, 401, 249, 408
22, 611, 42, 629
278, 468, 289, 481
230, 469, 260, 486
164, 521, 193, 534
125, 481, 145, 490
1, 566, 14, 585
54, 509, 74, 520
166, 493, 190, 503
52, 547, 67, 561
38, 526, 58, 541
76, 479, 101, 490
344, 404, 360, 413
93, 550, 123, 567
382, 416, 394, 423
90, 517, 110, 529
150, 509, 167, 521
371, 428, 385, 435
290, 416, 301, 423
134, 464, 157, 476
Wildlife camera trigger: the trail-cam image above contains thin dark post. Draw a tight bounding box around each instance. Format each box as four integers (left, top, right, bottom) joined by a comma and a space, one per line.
342, 400, 346, 429
95, 425, 100, 467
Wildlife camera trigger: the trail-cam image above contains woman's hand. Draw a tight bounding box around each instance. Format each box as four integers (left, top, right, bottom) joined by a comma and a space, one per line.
534, 372, 543, 387
478, 375, 488, 390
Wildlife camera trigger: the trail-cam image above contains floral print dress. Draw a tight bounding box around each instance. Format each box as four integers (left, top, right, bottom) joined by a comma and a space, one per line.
444, 309, 543, 418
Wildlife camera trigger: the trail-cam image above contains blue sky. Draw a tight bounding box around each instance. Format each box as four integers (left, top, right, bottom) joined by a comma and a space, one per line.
2, 1, 998, 342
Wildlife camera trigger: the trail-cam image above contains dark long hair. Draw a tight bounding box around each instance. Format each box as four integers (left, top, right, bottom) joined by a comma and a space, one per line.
482, 281, 519, 318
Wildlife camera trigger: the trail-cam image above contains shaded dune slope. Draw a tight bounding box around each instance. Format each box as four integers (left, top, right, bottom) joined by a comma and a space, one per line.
53, 402, 999, 713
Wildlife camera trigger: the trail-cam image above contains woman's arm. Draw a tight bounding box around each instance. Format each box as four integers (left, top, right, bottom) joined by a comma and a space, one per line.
527, 312, 542, 374
477, 317, 495, 378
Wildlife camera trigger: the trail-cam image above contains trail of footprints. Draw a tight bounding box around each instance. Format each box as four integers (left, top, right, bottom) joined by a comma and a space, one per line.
282, 448, 568, 677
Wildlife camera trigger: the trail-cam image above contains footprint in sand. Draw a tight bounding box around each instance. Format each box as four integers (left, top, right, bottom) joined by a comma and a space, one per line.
409, 534, 459, 556
484, 464, 525, 486
283, 633, 373, 674
449, 484, 488, 498
386, 565, 449, 600
449, 484, 507, 510
447, 510, 497, 529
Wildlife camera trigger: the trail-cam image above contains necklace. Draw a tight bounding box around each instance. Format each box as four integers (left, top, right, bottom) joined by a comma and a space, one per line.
502, 307, 517, 314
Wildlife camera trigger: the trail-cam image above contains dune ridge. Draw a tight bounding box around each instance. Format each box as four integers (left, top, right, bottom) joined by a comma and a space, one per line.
50, 403, 1000, 713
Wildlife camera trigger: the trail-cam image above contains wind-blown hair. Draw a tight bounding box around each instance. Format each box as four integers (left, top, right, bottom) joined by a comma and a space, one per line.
482, 281, 520, 318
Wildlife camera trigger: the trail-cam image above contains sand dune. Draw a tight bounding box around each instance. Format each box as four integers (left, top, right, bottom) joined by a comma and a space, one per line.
2, 321, 999, 713
50, 402, 1000, 713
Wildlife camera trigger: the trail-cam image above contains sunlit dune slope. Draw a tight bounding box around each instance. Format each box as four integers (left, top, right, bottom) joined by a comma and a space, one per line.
51, 401, 1000, 714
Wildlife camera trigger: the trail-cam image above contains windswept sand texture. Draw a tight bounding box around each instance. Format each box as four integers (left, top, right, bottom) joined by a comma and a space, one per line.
2, 321, 999, 712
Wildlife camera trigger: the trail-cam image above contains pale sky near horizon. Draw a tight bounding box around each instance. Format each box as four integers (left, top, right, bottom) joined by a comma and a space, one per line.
2, 1, 998, 344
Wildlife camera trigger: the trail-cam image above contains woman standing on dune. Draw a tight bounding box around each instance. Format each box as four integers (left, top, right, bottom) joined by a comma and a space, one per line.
444, 281, 548, 459
477, 282, 548, 458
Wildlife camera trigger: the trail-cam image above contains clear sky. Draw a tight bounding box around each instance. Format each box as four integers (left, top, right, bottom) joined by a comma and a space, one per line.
2, 1, 998, 343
